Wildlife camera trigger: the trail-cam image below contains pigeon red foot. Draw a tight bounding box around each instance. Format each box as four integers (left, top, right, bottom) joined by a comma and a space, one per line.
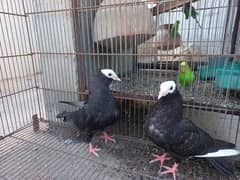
89, 143, 101, 157
160, 162, 178, 180
101, 131, 116, 144
149, 153, 171, 169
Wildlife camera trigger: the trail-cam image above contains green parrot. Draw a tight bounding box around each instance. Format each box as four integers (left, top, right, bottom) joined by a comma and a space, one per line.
170, 20, 180, 37
183, 3, 202, 28
178, 61, 195, 87
183, 3, 198, 19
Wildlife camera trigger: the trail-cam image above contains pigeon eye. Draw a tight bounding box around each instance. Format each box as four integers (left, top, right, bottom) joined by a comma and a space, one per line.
170, 86, 173, 91
108, 73, 112, 76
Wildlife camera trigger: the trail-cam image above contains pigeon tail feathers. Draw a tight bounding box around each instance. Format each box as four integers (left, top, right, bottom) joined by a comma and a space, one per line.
207, 157, 235, 177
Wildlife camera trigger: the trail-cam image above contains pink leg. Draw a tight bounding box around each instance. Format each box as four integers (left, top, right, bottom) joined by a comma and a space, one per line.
160, 162, 178, 180
149, 153, 171, 169
89, 143, 101, 157
100, 131, 116, 144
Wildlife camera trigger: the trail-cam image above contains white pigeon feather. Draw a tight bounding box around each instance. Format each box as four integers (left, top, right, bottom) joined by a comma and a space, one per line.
195, 149, 240, 158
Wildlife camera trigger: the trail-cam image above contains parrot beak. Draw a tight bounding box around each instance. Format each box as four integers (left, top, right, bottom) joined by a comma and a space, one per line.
180, 65, 186, 72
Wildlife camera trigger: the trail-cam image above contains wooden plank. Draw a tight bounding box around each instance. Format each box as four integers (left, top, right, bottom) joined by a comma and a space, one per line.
151, 0, 199, 16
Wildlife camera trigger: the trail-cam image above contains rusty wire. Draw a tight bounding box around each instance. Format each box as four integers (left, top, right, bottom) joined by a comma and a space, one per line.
0, 0, 240, 178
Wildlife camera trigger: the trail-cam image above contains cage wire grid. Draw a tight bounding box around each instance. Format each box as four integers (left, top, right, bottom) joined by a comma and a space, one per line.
0, 0, 240, 179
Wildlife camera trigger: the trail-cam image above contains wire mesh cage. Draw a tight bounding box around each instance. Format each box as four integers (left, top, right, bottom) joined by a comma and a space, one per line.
1, 0, 240, 179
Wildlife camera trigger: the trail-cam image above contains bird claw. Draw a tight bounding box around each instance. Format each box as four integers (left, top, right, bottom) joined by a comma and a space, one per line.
89, 143, 101, 157
101, 131, 116, 144
160, 162, 178, 180
149, 153, 171, 168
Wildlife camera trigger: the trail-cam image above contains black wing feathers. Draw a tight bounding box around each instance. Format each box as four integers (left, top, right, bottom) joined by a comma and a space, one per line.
144, 86, 236, 176
56, 72, 119, 138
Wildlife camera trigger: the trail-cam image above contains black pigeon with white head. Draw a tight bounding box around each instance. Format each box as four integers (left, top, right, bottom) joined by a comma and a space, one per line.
57, 69, 121, 157
144, 80, 239, 179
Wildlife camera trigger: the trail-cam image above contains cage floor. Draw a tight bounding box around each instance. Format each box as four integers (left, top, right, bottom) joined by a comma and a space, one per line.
111, 70, 240, 110
0, 122, 239, 180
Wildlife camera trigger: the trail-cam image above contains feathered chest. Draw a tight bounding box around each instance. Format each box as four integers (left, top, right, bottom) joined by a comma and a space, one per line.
148, 102, 182, 127
144, 94, 183, 144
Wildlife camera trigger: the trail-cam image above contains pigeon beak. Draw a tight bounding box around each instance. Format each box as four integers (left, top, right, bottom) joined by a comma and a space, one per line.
116, 77, 121, 82
158, 92, 162, 100
113, 75, 121, 82
158, 90, 166, 100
